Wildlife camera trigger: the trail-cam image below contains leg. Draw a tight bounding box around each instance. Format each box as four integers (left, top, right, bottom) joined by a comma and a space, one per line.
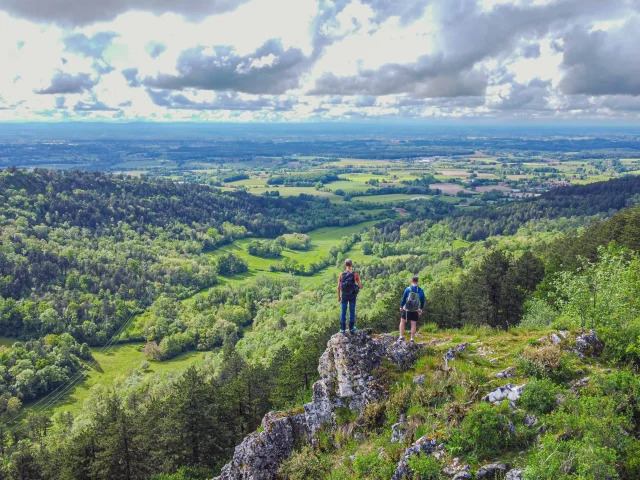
399, 313, 406, 340
410, 321, 417, 341
348, 299, 356, 330
340, 301, 347, 331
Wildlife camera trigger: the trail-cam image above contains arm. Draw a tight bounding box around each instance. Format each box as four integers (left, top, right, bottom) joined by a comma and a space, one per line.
355, 273, 362, 288
337, 273, 342, 302
419, 288, 426, 310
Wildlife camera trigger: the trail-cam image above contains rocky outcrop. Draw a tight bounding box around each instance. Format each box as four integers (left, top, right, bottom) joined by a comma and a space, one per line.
391, 414, 407, 443
476, 463, 509, 479
216, 330, 422, 480
495, 366, 516, 379
575, 330, 604, 358
215, 412, 308, 480
506, 469, 524, 480
391, 435, 438, 480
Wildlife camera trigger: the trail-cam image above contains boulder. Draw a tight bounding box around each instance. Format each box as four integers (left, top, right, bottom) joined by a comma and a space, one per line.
391, 414, 407, 443
476, 463, 509, 479
391, 435, 438, 480
575, 330, 604, 358
452, 473, 473, 480
524, 413, 538, 427
214, 412, 308, 480
482, 384, 526, 403
413, 374, 426, 385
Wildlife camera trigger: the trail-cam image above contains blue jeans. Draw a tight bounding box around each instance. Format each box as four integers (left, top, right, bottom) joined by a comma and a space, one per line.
341, 298, 356, 330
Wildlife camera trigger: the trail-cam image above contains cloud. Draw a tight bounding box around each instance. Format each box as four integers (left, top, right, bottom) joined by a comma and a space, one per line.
122, 68, 140, 87
146, 42, 167, 59
523, 44, 541, 59
63, 32, 118, 58
55, 97, 66, 109
489, 79, 552, 111
310, 0, 629, 98
35, 72, 97, 95
0, 0, 250, 26
74, 100, 119, 112
146, 89, 297, 111
560, 20, 640, 96
143, 39, 313, 94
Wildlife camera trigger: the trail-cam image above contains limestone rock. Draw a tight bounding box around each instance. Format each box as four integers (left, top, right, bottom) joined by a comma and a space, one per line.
214, 412, 308, 480
453, 473, 473, 480
575, 330, 604, 358
506, 468, 524, 480
443, 343, 469, 366
476, 463, 509, 479
495, 366, 516, 379
391, 435, 438, 480
524, 413, 538, 427
482, 384, 526, 403
391, 414, 407, 443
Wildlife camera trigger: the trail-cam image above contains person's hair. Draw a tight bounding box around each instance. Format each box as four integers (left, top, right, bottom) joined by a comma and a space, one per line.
412, 276, 419, 283
345, 259, 353, 267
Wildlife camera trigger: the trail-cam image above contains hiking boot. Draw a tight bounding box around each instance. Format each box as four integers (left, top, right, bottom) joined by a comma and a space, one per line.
397, 336, 404, 343
410, 338, 415, 344
350, 327, 357, 333
340, 329, 345, 334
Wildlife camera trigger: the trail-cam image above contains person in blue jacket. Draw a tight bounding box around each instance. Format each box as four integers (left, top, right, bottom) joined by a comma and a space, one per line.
398, 276, 425, 343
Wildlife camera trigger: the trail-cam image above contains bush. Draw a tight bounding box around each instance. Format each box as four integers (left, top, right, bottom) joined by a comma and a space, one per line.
519, 345, 577, 382
247, 240, 282, 258
523, 438, 618, 480
407, 453, 444, 480
216, 253, 248, 276
449, 403, 517, 459
278, 446, 331, 480
353, 451, 396, 480
519, 378, 560, 415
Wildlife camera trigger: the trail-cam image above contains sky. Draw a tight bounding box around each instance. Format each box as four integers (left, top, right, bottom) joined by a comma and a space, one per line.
0, 0, 639, 122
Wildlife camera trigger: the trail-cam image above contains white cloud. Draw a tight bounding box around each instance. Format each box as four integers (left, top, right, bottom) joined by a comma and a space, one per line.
0, 0, 639, 121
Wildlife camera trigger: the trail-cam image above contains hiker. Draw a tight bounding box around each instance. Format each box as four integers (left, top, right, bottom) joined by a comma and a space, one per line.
398, 276, 425, 343
337, 259, 362, 333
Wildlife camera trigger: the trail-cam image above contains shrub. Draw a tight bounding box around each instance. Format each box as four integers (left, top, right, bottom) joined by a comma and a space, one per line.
353, 451, 396, 480
278, 446, 331, 480
449, 403, 516, 459
407, 453, 443, 480
519, 345, 577, 382
519, 378, 560, 415
523, 438, 618, 480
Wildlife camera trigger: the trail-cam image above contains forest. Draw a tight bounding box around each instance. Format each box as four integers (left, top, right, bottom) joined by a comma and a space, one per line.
1, 166, 640, 479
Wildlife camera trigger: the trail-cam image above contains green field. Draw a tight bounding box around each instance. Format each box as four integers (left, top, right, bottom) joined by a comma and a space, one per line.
0, 337, 19, 348
352, 194, 432, 204
27, 344, 203, 418
210, 220, 381, 288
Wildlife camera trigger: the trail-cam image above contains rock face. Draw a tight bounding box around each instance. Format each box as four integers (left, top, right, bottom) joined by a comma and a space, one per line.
215, 412, 308, 480
216, 330, 422, 480
391, 435, 438, 480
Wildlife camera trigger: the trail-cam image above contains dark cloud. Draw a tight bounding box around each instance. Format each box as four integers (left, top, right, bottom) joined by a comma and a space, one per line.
55, 97, 66, 109
523, 44, 541, 59
146, 89, 297, 111
310, 65, 488, 98
491, 79, 552, 111
143, 39, 312, 94
35, 71, 97, 95
146, 42, 167, 59
74, 100, 119, 112
310, 0, 630, 98
0, 0, 250, 26
122, 68, 140, 87
560, 20, 640, 96
63, 32, 118, 59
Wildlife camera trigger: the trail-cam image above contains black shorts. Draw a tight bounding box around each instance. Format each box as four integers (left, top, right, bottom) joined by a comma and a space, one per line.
401, 310, 419, 322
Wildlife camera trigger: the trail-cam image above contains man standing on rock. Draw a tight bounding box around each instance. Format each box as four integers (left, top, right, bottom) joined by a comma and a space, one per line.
398, 276, 425, 343
338, 259, 362, 333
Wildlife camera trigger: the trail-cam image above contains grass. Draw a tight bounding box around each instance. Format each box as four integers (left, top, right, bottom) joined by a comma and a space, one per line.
27, 343, 203, 418
209, 220, 381, 288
